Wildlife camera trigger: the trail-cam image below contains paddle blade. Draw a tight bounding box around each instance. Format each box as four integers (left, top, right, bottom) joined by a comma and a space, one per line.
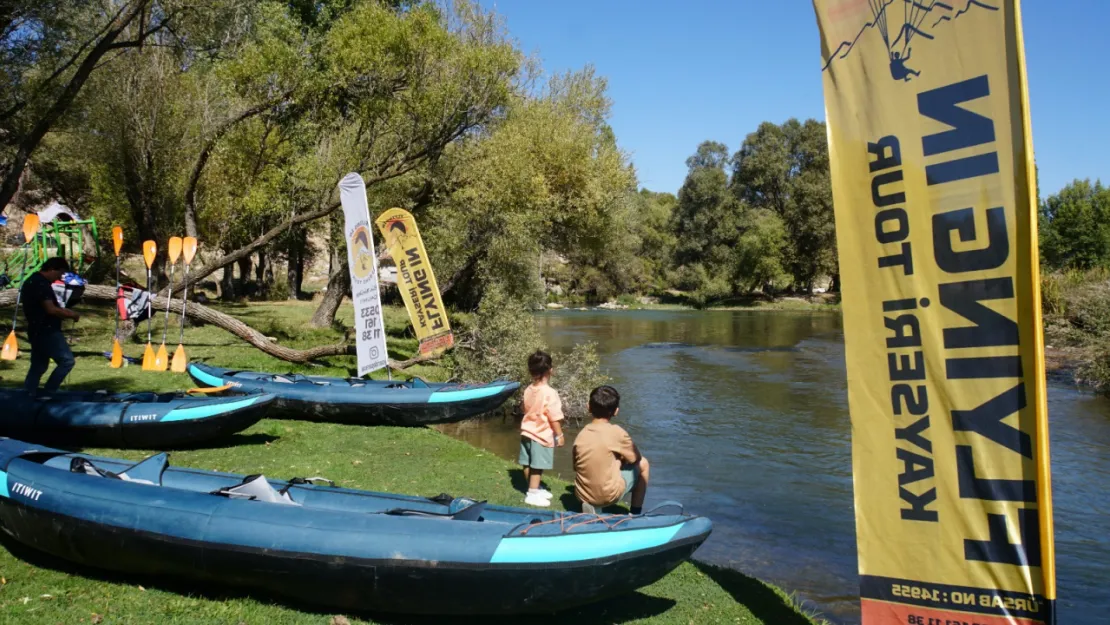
142, 343, 156, 370
1, 331, 17, 361
110, 339, 123, 368
154, 343, 168, 371
186, 383, 234, 395
21, 214, 40, 243
112, 226, 124, 256
182, 236, 198, 264
171, 344, 188, 372
168, 236, 183, 263
142, 240, 157, 269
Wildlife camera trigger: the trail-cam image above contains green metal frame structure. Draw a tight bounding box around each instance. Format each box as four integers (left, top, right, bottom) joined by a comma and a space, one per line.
2, 218, 100, 290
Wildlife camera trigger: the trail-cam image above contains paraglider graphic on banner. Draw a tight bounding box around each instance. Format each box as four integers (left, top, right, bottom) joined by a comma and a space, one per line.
374, 208, 453, 358
822, 0, 1000, 82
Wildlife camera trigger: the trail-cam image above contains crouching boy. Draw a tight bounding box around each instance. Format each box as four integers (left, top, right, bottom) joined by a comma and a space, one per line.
572, 385, 649, 515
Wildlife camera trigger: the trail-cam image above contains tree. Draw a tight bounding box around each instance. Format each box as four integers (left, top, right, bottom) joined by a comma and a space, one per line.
175, 0, 523, 298
670, 141, 745, 301
1040, 179, 1110, 270
0, 1, 213, 214
425, 67, 637, 309
672, 141, 738, 269
730, 118, 835, 293
628, 189, 677, 292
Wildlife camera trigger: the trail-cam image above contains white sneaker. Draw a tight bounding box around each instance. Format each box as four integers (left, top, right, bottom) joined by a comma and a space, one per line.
528, 488, 554, 500
524, 492, 551, 507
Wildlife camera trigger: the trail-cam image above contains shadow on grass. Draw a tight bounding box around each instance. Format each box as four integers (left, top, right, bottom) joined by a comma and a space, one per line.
504, 469, 629, 515
0, 376, 143, 394
0, 431, 274, 454
0, 533, 676, 624
691, 561, 820, 625
553, 483, 629, 515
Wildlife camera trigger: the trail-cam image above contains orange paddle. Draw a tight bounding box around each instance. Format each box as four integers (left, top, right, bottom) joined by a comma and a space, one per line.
154, 237, 182, 371
141, 240, 157, 370
110, 226, 125, 368
171, 236, 198, 373
2, 214, 42, 361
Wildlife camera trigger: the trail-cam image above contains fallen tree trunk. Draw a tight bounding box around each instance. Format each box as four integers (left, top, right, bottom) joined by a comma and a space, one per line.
0, 285, 436, 370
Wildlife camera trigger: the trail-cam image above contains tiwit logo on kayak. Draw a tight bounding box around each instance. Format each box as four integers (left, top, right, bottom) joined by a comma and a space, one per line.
821, 0, 999, 82
129, 414, 159, 422
12, 482, 43, 501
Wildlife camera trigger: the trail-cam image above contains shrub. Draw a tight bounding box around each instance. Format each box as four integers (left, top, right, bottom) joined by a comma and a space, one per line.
452, 285, 608, 421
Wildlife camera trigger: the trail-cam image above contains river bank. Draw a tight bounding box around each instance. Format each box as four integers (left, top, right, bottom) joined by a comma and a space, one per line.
0, 299, 821, 625
545, 291, 842, 313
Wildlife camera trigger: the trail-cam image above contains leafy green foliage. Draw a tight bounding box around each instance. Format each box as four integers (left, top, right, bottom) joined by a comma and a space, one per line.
422, 66, 636, 308
452, 285, 545, 385
731, 119, 835, 292
1040, 179, 1110, 270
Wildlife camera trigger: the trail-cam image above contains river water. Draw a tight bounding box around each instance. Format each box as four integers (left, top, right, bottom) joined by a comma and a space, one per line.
438, 309, 1109, 625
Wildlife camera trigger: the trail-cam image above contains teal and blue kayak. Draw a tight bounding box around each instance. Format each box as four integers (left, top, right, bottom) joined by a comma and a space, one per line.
0, 388, 274, 448
0, 437, 710, 614
187, 363, 519, 426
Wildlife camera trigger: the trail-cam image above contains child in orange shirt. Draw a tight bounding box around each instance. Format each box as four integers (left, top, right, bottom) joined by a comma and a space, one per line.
519, 350, 565, 507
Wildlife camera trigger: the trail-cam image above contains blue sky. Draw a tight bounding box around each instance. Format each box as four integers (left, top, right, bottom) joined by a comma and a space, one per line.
477, 1, 1107, 198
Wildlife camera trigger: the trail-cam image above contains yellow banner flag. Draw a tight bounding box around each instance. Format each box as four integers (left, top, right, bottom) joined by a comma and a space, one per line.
812, 1, 1054, 624
374, 208, 454, 357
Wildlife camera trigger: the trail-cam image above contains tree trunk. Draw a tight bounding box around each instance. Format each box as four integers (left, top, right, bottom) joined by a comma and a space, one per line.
220, 265, 236, 301
287, 227, 307, 300
236, 255, 252, 295
286, 242, 299, 300
310, 245, 349, 328
0, 285, 434, 368
829, 272, 841, 293
256, 249, 268, 284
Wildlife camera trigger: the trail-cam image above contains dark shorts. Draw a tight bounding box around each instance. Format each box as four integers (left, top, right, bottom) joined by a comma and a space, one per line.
518, 436, 555, 470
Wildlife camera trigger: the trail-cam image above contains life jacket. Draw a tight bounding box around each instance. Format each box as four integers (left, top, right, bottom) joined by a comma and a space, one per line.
52, 272, 87, 309
120, 286, 153, 322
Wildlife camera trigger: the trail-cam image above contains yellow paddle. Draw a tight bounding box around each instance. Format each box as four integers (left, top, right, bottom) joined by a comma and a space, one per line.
110, 226, 125, 368
154, 237, 182, 371
185, 383, 234, 395
171, 236, 198, 373
2, 214, 42, 361
141, 240, 157, 370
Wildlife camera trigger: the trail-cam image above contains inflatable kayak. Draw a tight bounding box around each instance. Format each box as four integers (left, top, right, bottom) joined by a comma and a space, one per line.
187, 363, 520, 426
0, 438, 711, 615
0, 389, 274, 448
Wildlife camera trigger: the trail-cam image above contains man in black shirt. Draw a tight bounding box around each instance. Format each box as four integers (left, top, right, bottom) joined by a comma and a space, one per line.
22, 257, 80, 394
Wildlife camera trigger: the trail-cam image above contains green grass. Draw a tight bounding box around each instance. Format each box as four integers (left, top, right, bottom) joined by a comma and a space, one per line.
0, 299, 822, 625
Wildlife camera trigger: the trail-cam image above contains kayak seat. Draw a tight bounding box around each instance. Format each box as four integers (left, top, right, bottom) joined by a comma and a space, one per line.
272, 374, 328, 386
114, 391, 159, 403
384, 500, 487, 521
69, 453, 168, 486
212, 474, 301, 506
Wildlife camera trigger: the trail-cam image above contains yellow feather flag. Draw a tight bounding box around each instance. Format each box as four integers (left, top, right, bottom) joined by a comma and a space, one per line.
375, 208, 454, 357
812, 1, 1054, 623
